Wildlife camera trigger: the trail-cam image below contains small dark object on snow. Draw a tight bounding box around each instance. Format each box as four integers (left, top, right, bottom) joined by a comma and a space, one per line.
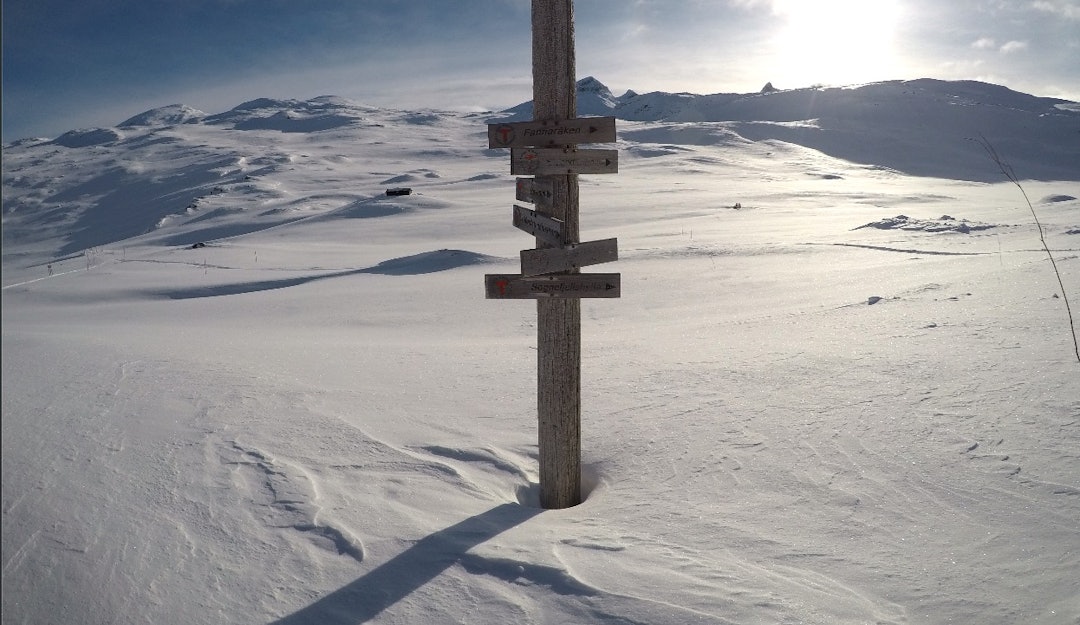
386, 187, 412, 196
190, 242, 206, 249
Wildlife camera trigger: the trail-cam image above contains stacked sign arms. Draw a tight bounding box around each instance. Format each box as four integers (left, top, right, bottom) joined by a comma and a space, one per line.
484, 116, 620, 299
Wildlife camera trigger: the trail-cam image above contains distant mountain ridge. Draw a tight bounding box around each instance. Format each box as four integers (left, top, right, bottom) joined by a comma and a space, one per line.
41, 75, 1071, 181
119, 104, 206, 128
20, 76, 1077, 141
498, 76, 1077, 123
3, 77, 1078, 264
495, 76, 1079, 181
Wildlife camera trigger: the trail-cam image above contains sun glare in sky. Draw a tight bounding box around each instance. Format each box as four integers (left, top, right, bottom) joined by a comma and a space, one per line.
769, 0, 903, 87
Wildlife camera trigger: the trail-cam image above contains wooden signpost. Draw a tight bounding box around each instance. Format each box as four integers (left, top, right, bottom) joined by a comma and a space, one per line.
485, 273, 620, 299
489, 117, 617, 149
484, 0, 619, 509
516, 177, 554, 206
511, 148, 618, 176
512, 204, 564, 246
520, 238, 618, 276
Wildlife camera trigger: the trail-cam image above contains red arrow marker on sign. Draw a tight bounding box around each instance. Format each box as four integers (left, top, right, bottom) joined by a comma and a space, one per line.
510, 148, 618, 175
487, 116, 616, 148
485, 273, 621, 299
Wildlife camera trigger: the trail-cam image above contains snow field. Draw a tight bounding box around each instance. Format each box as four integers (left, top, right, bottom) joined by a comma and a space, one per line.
3, 83, 1079, 624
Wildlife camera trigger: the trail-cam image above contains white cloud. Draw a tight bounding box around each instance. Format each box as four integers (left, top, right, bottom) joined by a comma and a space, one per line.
1031, 0, 1080, 19
621, 22, 649, 40
939, 58, 986, 74
727, 0, 770, 8
972, 37, 997, 49
999, 40, 1029, 53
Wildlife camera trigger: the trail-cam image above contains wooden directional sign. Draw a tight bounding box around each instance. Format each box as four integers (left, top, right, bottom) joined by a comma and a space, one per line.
520, 238, 618, 276
516, 177, 554, 206
511, 148, 618, 176
512, 204, 563, 246
488, 116, 616, 149
485, 273, 621, 299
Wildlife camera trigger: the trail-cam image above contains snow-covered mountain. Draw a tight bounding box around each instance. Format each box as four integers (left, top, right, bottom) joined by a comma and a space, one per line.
118, 103, 207, 128
3, 77, 1077, 268
498, 76, 1080, 181
3, 77, 1079, 625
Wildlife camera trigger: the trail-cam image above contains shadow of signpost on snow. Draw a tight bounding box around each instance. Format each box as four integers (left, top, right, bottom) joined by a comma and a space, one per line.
147, 249, 503, 300
269, 503, 540, 625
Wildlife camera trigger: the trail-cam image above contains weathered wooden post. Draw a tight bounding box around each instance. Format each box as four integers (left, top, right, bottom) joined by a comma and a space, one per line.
485, 0, 619, 510
533, 0, 581, 509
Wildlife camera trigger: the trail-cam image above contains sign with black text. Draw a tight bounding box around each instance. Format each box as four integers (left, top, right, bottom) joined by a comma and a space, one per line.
516, 177, 554, 206
485, 273, 621, 299
511, 148, 618, 175
512, 204, 563, 246
488, 116, 617, 149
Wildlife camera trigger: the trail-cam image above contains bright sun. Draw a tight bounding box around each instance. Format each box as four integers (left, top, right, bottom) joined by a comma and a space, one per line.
769, 0, 903, 88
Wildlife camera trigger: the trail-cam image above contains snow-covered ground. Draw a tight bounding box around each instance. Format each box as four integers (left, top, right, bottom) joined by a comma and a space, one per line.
3, 79, 1079, 625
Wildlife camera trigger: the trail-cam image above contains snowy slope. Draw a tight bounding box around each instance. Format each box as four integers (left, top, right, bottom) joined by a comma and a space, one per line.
3, 79, 1080, 625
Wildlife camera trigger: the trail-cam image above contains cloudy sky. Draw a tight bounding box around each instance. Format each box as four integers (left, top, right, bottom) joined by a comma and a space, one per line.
3, 0, 1079, 141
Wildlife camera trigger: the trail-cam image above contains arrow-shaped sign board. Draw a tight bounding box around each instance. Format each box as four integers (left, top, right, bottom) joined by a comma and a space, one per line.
520, 238, 618, 276
516, 177, 554, 206
512, 204, 563, 246
511, 148, 618, 176
488, 116, 616, 149
485, 273, 621, 299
